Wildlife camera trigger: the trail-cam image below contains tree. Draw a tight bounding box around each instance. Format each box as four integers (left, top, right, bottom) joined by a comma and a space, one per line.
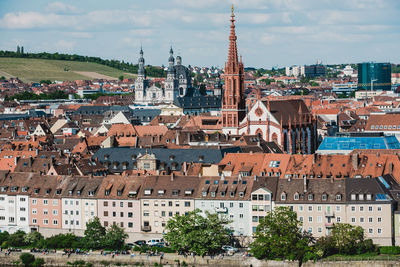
118, 75, 124, 81
32, 258, 45, 267
330, 223, 365, 254
199, 84, 207, 95
20, 253, 35, 267
82, 217, 106, 249
250, 206, 315, 266
8, 230, 27, 247
104, 224, 128, 250
0, 231, 9, 245
164, 209, 231, 256
24, 231, 43, 247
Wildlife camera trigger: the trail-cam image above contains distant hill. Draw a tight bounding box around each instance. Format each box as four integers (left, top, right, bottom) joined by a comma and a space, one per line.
0, 57, 137, 83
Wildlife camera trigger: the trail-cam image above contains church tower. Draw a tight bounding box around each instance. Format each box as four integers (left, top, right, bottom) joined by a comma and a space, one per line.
222, 5, 246, 135
165, 46, 178, 103
134, 46, 148, 104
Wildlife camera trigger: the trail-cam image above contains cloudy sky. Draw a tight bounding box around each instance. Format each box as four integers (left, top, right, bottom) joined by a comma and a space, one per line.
0, 0, 399, 68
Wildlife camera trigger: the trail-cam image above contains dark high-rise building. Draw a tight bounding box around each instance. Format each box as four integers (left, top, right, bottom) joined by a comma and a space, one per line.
304, 65, 325, 78
358, 62, 391, 91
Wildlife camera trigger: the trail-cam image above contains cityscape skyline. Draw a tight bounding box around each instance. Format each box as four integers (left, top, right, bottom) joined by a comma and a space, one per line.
1, 0, 400, 68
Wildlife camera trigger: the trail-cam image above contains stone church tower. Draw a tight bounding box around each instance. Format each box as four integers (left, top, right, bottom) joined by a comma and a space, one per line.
222, 5, 246, 135
134, 47, 148, 104
165, 47, 179, 102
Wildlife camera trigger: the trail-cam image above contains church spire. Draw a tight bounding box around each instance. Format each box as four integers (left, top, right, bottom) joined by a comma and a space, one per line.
138, 46, 145, 77
227, 4, 239, 74
221, 5, 246, 135
168, 46, 175, 74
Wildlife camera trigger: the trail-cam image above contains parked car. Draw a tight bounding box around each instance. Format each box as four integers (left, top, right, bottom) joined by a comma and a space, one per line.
147, 239, 164, 246
133, 240, 147, 246
222, 245, 238, 254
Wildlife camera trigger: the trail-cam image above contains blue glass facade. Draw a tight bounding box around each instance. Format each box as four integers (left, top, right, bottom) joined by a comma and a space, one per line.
358, 62, 391, 91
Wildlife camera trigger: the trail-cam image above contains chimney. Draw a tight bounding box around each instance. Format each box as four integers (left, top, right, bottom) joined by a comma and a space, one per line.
303, 175, 307, 192
352, 153, 359, 170
36, 149, 39, 156
171, 172, 175, 181
176, 131, 180, 145
14, 156, 20, 166
254, 175, 257, 181
183, 162, 187, 174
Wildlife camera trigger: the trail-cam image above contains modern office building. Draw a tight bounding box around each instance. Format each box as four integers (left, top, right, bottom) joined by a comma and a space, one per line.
304, 65, 326, 78
358, 62, 391, 91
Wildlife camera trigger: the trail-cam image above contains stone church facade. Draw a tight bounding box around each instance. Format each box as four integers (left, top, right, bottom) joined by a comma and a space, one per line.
134, 47, 192, 105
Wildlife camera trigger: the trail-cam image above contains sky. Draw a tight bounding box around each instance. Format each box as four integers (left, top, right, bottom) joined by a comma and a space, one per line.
0, 0, 399, 69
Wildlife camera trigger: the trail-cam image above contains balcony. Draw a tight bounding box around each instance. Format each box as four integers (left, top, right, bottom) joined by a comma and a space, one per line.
325, 222, 334, 228
215, 207, 228, 213
324, 211, 334, 217
141, 225, 151, 232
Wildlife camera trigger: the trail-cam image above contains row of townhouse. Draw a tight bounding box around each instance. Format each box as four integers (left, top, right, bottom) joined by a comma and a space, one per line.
0, 171, 399, 246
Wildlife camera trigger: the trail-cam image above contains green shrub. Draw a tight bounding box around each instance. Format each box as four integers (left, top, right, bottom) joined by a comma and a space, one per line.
20, 253, 35, 267
85, 263, 93, 267
32, 258, 45, 267
379, 246, 400, 255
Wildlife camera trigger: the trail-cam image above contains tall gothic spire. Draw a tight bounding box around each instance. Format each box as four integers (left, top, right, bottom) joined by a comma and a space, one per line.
168, 46, 175, 74
227, 4, 239, 74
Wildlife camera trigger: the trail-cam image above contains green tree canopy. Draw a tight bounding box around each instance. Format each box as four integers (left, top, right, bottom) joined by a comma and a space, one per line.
24, 231, 43, 246
20, 253, 35, 267
164, 209, 231, 256
104, 224, 128, 250
250, 206, 315, 266
82, 217, 106, 250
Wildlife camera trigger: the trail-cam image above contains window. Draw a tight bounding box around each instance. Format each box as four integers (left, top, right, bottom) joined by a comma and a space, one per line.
368, 206, 373, 212
351, 206, 355, 212
53, 200, 58, 206
317, 216, 322, 223
308, 216, 313, 222
104, 211, 108, 217
351, 217, 356, 223
33, 209, 37, 214
168, 201, 173, 207
366, 194, 372, 200
294, 193, 299, 200
299, 216, 303, 222
175, 201, 180, 207
299, 205, 304, 212
351, 194, 356, 200
143, 211, 149, 217
336, 216, 341, 223
360, 217, 364, 223
377, 206, 382, 211
269, 161, 280, 168
368, 228, 373, 234
378, 217, 382, 223
378, 228, 382, 234
185, 201, 190, 207
308, 194, 313, 201
43, 219, 49, 225
53, 220, 58, 225
128, 212, 133, 218
120, 212, 124, 217
368, 217, 373, 223
43, 210, 48, 215
53, 210, 58, 215
359, 194, 364, 200
120, 202, 123, 207
336, 206, 341, 212
239, 214, 243, 218
360, 206, 364, 212
128, 222, 133, 228
281, 192, 286, 201
32, 199, 37, 205
336, 194, 341, 201
143, 201, 149, 206
33, 219, 37, 224
322, 194, 327, 201
317, 206, 322, 212
103, 201, 108, 207
308, 206, 313, 212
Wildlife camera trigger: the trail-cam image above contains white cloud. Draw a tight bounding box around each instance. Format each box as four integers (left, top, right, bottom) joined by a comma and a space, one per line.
0, 12, 76, 29
46, 2, 78, 14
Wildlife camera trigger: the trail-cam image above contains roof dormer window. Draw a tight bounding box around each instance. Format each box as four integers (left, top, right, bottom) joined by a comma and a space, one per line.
158, 190, 165, 196
11, 186, 18, 192
322, 194, 327, 201
45, 189, 51, 195
144, 189, 152, 195
34, 188, 39, 194
294, 192, 299, 200
351, 194, 356, 200
56, 189, 62, 195
336, 194, 342, 201
308, 194, 313, 201
22, 187, 28, 193
281, 192, 286, 201
172, 190, 179, 196
359, 194, 364, 200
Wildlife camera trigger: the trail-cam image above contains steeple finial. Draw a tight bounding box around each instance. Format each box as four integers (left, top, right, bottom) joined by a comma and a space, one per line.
231, 4, 234, 17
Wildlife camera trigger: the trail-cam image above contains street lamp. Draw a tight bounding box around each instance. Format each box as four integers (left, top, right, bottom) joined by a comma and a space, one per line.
371, 79, 378, 92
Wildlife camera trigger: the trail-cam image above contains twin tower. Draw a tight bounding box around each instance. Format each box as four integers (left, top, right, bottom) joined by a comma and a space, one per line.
134, 47, 192, 105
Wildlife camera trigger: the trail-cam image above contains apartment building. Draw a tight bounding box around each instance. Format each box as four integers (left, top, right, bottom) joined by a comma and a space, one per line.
195, 176, 254, 236
138, 175, 199, 237
0, 172, 31, 233
97, 175, 142, 241
61, 176, 103, 235
29, 175, 63, 236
